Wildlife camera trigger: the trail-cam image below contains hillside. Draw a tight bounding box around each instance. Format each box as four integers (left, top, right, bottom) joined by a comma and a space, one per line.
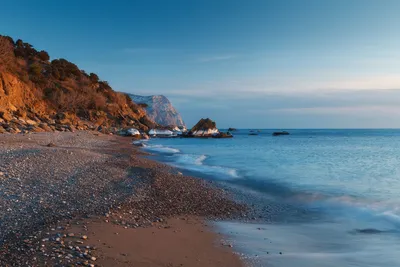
128, 94, 185, 128
0, 35, 156, 134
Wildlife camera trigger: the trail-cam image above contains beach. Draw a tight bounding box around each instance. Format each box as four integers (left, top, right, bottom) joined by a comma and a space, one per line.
0, 132, 246, 266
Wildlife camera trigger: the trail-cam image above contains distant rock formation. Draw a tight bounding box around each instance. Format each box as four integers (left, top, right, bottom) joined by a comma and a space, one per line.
190, 118, 219, 136
128, 94, 186, 128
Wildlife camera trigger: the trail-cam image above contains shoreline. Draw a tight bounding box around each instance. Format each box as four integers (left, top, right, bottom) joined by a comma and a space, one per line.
0, 132, 247, 266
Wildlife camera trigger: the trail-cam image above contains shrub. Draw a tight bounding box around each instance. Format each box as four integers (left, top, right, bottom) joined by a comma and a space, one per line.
89, 73, 99, 83
138, 103, 148, 108
0, 36, 15, 66
38, 50, 50, 61
29, 62, 42, 76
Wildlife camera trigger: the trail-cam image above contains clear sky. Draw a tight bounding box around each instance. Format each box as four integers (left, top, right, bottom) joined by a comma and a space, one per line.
1, 0, 400, 128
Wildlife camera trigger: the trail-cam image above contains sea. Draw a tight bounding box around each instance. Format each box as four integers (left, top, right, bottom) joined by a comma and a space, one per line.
139, 129, 400, 267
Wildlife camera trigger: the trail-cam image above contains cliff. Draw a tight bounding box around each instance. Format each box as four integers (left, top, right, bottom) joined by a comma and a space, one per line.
128, 94, 185, 128
0, 35, 156, 134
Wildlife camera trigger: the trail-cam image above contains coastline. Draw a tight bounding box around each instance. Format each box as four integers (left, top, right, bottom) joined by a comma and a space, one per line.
0, 132, 246, 266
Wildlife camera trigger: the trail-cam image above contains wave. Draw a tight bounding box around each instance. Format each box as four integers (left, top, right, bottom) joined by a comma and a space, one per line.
171, 153, 239, 179
141, 141, 400, 232
143, 144, 180, 154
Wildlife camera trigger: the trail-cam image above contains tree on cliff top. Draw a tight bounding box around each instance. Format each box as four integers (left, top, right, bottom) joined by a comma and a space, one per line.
0, 36, 15, 67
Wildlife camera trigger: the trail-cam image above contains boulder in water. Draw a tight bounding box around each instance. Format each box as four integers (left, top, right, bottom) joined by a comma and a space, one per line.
191, 118, 219, 137
272, 131, 289, 136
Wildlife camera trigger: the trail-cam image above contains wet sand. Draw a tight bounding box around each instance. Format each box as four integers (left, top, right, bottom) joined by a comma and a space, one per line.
67, 216, 243, 267
0, 131, 246, 266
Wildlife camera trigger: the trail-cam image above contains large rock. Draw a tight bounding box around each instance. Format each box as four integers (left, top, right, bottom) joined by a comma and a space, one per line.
0, 110, 12, 122
190, 118, 219, 136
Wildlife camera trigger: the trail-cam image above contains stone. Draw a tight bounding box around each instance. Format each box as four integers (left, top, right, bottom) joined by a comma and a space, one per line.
25, 119, 37, 126
39, 123, 53, 132
0, 111, 13, 121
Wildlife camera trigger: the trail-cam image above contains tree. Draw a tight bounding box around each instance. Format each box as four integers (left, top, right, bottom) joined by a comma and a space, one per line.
0, 36, 14, 65
38, 50, 50, 61
29, 62, 43, 76
89, 73, 99, 83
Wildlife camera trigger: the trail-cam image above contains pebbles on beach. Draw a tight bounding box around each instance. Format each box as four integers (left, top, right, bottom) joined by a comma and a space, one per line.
0, 131, 246, 266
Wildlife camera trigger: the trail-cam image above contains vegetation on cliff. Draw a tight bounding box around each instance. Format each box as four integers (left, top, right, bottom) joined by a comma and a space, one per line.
0, 35, 155, 133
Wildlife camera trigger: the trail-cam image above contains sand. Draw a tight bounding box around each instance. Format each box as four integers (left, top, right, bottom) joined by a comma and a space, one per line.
67, 216, 243, 267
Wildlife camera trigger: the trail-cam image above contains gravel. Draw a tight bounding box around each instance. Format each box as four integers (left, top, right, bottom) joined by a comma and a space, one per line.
0, 131, 246, 266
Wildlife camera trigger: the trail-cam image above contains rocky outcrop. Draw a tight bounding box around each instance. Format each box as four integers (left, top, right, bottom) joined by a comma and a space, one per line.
128, 94, 185, 128
190, 118, 219, 136
0, 35, 156, 134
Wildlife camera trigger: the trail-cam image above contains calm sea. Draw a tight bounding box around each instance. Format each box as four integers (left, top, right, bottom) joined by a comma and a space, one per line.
141, 129, 400, 267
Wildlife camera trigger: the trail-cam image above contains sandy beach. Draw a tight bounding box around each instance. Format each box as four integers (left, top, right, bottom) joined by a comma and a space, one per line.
0, 131, 246, 266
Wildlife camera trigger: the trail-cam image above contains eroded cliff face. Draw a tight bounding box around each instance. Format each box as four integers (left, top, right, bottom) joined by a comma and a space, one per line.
128, 94, 185, 128
0, 71, 155, 133
0, 72, 45, 113
0, 35, 156, 134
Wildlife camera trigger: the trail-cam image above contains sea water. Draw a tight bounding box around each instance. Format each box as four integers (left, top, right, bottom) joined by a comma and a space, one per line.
141, 129, 400, 267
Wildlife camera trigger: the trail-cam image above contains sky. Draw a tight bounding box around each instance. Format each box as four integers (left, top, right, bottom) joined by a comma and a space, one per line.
1, 0, 400, 128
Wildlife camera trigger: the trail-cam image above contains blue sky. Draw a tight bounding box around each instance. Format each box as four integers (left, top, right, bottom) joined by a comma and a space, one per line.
1, 0, 400, 128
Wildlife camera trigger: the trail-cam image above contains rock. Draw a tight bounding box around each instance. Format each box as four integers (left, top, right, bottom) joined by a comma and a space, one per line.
272, 131, 289, 136
126, 128, 140, 137
141, 133, 150, 139
132, 141, 145, 147
189, 118, 219, 137
212, 132, 233, 139
47, 142, 57, 147
81, 235, 88, 240
25, 119, 37, 126
0, 111, 12, 122
39, 123, 53, 132
0, 126, 6, 133
30, 126, 45, 132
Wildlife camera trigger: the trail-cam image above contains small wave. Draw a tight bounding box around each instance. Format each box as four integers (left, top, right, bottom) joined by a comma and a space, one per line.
172, 153, 239, 179
175, 154, 207, 165
144, 144, 180, 154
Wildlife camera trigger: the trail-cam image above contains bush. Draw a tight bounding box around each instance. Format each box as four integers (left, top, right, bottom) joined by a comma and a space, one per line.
138, 103, 148, 108
29, 62, 42, 76
38, 50, 50, 61
89, 73, 99, 83
0, 36, 15, 66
